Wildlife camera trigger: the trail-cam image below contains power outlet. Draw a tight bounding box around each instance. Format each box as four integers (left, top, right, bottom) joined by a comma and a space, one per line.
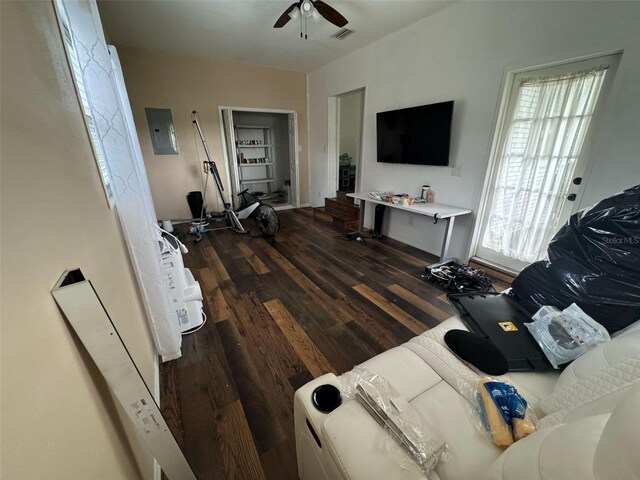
451, 166, 462, 177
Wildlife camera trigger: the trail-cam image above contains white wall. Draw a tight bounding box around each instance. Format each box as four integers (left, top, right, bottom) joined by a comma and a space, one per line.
1, 1, 157, 478
308, 1, 640, 261
117, 46, 308, 220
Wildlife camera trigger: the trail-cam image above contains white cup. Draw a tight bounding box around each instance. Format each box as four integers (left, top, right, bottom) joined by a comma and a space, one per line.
161, 219, 174, 232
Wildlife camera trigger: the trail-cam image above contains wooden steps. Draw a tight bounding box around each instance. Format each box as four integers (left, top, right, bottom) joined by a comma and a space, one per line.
312, 207, 359, 230
325, 197, 359, 218
313, 192, 360, 231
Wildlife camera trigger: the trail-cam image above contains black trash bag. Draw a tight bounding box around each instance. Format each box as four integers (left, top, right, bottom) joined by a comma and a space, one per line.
512, 185, 640, 334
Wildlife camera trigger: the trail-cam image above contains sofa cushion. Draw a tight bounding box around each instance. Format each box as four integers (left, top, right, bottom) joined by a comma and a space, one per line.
410, 380, 503, 480
486, 414, 609, 480
539, 355, 640, 428
551, 329, 640, 394
537, 329, 640, 427
594, 382, 640, 480
358, 346, 441, 401
321, 399, 426, 480
489, 383, 640, 480
407, 318, 559, 405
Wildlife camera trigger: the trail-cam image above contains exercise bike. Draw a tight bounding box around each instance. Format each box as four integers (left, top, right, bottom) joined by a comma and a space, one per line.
189, 111, 279, 242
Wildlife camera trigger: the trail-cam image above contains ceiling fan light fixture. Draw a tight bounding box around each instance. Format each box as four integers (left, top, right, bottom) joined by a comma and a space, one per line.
301, 0, 314, 18
273, 0, 348, 33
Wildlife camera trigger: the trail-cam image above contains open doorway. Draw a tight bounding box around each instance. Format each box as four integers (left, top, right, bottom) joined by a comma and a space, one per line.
329, 88, 365, 196
220, 108, 299, 210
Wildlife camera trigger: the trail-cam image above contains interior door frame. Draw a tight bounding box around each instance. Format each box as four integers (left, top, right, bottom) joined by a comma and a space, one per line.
218, 106, 301, 209
469, 49, 623, 272
328, 87, 366, 198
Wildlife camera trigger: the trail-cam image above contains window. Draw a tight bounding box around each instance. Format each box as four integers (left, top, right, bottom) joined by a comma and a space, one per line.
55, 1, 115, 207
475, 55, 619, 272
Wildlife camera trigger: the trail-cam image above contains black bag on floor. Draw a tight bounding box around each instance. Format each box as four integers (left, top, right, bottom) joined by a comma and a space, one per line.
512, 185, 640, 334
187, 191, 205, 219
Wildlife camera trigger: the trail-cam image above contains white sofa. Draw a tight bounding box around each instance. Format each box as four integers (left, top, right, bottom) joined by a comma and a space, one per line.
294, 316, 640, 480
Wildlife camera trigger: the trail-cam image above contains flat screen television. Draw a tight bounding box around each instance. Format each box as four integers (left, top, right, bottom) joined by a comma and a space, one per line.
376, 100, 453, 166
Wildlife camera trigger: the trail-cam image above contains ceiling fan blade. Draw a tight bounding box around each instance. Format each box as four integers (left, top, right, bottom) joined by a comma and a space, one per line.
274, 2, 300, 28
313, 0, 348, 28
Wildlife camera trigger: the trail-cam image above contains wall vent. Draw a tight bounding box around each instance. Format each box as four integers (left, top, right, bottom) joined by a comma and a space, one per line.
332, 28, 355, 40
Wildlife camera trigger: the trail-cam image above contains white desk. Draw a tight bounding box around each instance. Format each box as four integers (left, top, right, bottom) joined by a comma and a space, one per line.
347, 192, 472, 262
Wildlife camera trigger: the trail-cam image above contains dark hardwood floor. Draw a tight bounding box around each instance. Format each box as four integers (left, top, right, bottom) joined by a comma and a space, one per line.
161, 208, 499, 479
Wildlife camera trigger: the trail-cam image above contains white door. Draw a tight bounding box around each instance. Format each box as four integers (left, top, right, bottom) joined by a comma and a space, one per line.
288, 112, 299, 207
221, 108, 240, 209
475, 54, 620, 273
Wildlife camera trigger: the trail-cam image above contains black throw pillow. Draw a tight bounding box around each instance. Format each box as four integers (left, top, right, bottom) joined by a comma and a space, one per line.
444, 329, 509, 375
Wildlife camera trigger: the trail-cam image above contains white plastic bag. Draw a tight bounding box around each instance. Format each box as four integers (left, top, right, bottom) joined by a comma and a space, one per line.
342, 367, 449, 475
525, 303, 610, 369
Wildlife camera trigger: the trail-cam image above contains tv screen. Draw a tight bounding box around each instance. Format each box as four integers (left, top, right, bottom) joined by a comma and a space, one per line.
376, 101, 453, 166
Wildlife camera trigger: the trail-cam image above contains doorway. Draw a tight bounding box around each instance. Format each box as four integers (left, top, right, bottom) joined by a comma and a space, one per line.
473, 53, 620, 273
329, 88, 365, 197
220, 108, 299, 210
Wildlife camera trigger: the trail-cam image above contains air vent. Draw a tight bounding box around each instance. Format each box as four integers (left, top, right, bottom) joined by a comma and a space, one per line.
332, 28, 354, 40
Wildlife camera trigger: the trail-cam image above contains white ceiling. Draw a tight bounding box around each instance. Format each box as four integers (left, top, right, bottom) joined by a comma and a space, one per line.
97, 1, 455, 73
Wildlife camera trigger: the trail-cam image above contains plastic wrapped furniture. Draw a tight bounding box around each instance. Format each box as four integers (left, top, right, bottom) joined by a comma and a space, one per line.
512, 185, 640, 333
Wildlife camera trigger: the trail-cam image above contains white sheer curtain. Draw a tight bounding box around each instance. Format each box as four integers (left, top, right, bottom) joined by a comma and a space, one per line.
482, 67, 607, 263
56, 0, 182, 360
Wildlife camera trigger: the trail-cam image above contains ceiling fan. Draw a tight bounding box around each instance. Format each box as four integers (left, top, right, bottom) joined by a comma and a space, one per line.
274, 0, 348, 39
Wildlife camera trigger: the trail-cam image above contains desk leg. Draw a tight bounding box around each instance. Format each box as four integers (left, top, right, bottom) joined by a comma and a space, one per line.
439, 217, 455, 262
358, 200, 366, 234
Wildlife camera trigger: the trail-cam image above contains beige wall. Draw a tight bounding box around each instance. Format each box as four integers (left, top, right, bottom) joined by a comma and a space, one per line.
116, 46, 309, 220
1, 2, 157, 479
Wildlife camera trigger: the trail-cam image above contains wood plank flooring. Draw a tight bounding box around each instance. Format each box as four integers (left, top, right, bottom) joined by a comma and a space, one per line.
161, 208, 503, 479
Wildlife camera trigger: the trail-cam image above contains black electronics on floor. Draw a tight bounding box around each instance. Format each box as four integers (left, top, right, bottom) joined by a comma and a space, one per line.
373, 204, 386, 238
186, 191, 204, 219
447, 292, 553, 372
426, 263, 493, 292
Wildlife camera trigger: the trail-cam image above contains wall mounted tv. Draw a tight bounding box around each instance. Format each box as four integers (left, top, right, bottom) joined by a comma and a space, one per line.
376, 100, 454, 166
